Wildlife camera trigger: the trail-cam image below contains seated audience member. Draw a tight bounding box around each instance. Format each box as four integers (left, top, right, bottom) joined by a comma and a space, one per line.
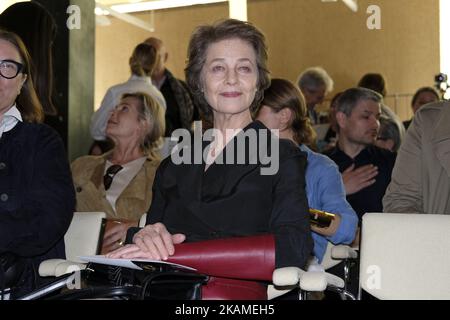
358, 73, 386, 97
109, 18, 313, 282
375, 115, 403, 152
90, 42, 166, 143
255, 78, 358, 263
297, 66, 334, 125
323, 88, 398, 297
324, 88, 396, 222
358, 72, 406, 141
0, 2, 64, 139
72, 92, 165, 254
321, 91, 343, 152
144, 37, 196, 136
380, 103, 405, 141
0, 30, 74, 296
383, 100, 450, 214
403, 86, 440, 129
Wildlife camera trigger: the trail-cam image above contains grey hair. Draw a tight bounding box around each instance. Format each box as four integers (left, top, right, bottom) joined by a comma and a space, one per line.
297, 66, 334, 93
381, 104, 405, 143
378, 115, 403, 152
336, 87, 383, 117
185, 19, 271, 125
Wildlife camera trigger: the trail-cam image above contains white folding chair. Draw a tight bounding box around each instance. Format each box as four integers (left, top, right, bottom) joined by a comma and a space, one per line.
359, 212, 450, 299
39, 212, 106, 277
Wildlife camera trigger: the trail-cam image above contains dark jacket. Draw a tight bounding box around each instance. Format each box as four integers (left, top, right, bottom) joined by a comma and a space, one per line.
145, 121, 313, 269
0, 122, 75, 296
161, 69, 195, 136
325, 144, 396, 221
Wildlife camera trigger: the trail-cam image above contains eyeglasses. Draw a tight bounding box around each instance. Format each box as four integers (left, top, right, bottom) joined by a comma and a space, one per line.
0, 59, 24, 79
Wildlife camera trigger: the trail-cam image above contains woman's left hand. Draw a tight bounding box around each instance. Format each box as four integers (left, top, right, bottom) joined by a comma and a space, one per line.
101, 219, 138, 254
106, 243, 148, 259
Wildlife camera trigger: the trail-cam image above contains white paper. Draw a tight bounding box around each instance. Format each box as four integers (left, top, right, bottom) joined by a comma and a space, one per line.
79, 255, 197, 271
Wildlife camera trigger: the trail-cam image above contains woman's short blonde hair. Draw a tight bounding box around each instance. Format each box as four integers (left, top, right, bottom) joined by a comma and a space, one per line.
121, 92, 165, 159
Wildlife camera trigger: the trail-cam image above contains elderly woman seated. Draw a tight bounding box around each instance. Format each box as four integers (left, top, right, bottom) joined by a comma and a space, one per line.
71, 92, 165, 253
108, 19, 313, 300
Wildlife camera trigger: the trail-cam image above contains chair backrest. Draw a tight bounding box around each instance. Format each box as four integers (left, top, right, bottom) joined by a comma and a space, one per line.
359, 212, 450, 300
64, 212, 106, 263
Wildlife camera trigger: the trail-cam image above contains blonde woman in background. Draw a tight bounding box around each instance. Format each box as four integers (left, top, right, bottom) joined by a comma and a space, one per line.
72, 92, 165, 253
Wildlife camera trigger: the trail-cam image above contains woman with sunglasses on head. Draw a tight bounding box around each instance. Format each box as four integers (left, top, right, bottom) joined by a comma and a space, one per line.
0, 29, 75, 298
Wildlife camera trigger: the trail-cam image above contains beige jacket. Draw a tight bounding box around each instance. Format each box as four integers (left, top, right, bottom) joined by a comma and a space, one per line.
383, 101, 450, 214
71, 153, 160, 220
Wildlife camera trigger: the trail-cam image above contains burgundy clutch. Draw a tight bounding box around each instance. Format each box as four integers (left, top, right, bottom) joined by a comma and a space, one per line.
167, 234, 275, 281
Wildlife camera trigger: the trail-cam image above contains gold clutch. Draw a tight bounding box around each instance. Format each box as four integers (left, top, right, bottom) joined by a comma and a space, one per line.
309, 208, 335, 228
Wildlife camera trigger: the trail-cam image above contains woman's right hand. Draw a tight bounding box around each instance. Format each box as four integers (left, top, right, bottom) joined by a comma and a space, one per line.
107, 223, 186, 260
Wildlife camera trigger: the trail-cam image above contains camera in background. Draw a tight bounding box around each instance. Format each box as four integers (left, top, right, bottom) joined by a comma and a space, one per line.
434, 72, 450, 100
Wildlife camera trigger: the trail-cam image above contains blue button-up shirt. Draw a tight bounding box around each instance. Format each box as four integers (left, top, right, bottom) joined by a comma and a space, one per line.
300, 145, 358, 262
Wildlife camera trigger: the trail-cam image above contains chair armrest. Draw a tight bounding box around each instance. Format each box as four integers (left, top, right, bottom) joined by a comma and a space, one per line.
39, 259, 87, 277
299, 272, 327, 291
272, 267, 343, 292
267, 284, 295, 300
331, 245, 358, 260
272, 266, 304, 286
167, 234, 275, 281
324, 273, 345, 288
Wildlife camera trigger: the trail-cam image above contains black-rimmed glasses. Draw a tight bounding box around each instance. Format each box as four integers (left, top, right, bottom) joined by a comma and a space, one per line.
0, 59, 24, 79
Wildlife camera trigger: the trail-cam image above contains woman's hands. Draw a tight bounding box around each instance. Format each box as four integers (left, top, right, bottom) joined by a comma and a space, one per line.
101, 219, 138, 254
106, 223, 186, 260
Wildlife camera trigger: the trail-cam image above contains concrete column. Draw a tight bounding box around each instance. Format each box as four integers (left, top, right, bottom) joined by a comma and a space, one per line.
36, 0, 95, 161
